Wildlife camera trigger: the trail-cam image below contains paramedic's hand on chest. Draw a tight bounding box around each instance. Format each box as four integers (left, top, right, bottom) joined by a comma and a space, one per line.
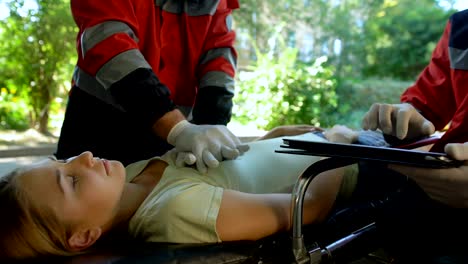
389, 142, 468, 208
167, 120, 249, 174
362, 103, 435, 140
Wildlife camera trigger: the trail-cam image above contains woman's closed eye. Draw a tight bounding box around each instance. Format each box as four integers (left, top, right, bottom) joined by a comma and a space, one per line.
70, 175, 79, 189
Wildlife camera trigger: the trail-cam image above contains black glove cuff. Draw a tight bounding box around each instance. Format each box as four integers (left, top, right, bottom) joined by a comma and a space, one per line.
192, 86, 233, 125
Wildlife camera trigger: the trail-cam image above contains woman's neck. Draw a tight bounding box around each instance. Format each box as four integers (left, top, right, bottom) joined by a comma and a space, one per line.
103, 159, 168, 233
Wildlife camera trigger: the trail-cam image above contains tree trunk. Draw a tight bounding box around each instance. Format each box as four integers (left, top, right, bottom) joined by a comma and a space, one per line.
38, 105, 50, 135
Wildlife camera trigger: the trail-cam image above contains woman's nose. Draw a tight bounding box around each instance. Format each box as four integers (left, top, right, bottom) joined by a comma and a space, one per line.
77, 151, 95, 166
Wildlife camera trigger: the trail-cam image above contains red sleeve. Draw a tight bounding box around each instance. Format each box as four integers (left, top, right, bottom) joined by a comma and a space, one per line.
197, 0, 239, 78
401, 22, 456, 131
71, 0, 140, 76
71, 0, 176, 127
191, 0, 239, 125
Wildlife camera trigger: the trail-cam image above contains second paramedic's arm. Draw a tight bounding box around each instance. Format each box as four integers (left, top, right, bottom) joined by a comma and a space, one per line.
400, 21, 455, 131
192, 1, 239, 125
362, 21, 454, 140
389, 142, 468, 208
361, 103, 435, 140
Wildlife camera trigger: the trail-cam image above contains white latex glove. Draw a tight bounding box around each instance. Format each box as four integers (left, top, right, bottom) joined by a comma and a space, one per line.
167, 120, 249, 173
388, 142, 468, 208
362, 103, 435, 140
164, 149, 197, 167
445, 142, 468, 160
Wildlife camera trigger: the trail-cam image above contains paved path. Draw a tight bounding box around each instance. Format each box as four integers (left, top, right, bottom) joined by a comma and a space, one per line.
0, 156, 47, 175
0, 145, 56, 176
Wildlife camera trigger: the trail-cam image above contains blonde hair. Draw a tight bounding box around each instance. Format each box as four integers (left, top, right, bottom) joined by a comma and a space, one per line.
0, 167, 76, 260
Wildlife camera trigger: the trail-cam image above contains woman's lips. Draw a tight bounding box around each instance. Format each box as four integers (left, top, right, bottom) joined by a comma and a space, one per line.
103, 159, 110, 175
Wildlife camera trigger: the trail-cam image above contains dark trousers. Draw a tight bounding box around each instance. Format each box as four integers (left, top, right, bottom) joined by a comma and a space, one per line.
55, 87, 172, 166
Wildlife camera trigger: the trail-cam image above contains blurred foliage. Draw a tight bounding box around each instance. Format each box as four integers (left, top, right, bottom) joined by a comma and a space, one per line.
361, 0, 451, 79
234, 0, 454, 80
330, 78, 413, 129
0, 0, 76, 133
233, 32, 338, 129
0, 87, 29, 130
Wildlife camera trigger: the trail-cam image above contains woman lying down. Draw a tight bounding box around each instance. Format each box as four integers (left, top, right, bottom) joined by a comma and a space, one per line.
0, 125, 383, 260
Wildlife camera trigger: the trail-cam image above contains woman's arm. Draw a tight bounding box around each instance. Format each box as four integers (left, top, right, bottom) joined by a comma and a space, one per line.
216, 166, 346, 241
258, 125, 323, 141
323, 125, 359, 144
257, 124, 359, 144
216, 191, 291, 240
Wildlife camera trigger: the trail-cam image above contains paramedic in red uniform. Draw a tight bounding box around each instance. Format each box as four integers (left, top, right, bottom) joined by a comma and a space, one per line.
55, 0, 247, 173
360, 9, 468, 262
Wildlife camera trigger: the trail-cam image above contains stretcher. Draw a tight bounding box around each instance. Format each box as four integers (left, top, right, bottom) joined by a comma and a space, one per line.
20, 136, 460, 264
278, 138, 461, 263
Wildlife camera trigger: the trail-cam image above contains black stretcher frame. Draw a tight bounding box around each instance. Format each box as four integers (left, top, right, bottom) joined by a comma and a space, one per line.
277, 138, 463, 263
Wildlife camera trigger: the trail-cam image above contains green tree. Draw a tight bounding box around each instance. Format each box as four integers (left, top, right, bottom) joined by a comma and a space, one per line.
234, 0, 332, 60
234, 0, 455, 80
0, 0, 76, 134
320, 0, 383, 78
234, 45, 338, 129
361, 0, 453, 79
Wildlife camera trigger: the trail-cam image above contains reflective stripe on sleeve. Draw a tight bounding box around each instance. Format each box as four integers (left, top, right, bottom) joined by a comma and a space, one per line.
80, 21, 139, 58
155, 0, 220, 16
199, 47, 237, 69
225, 14, 233, 31
73, 66, 124, 111
199, 71, 234, 93
449, 47, 468, 70
96, 49, 151, 90
73, 49, 152, 109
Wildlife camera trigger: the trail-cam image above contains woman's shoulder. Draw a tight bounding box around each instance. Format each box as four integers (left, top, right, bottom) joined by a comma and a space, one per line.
125, 157, 166, 182
128, 178, 223, 243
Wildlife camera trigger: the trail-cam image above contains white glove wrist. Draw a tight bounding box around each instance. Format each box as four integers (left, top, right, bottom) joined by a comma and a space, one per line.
167, 120, 190, 145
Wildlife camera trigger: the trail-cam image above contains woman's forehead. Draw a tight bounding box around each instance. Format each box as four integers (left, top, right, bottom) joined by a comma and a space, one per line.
32, 158, 56, 169
19, 159, 57, 181
17, 159, 63, 205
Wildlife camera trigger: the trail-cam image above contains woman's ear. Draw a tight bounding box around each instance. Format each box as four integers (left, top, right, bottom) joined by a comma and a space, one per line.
67, 227, 102, 252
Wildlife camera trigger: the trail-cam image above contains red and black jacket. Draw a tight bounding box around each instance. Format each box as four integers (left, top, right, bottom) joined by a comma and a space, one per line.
71, 0, 239, 126
401, 9, 468, 152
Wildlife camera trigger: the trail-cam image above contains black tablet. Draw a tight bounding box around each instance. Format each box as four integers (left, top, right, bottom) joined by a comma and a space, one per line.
276, 138, 463, 168
390, 135, 440, 149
